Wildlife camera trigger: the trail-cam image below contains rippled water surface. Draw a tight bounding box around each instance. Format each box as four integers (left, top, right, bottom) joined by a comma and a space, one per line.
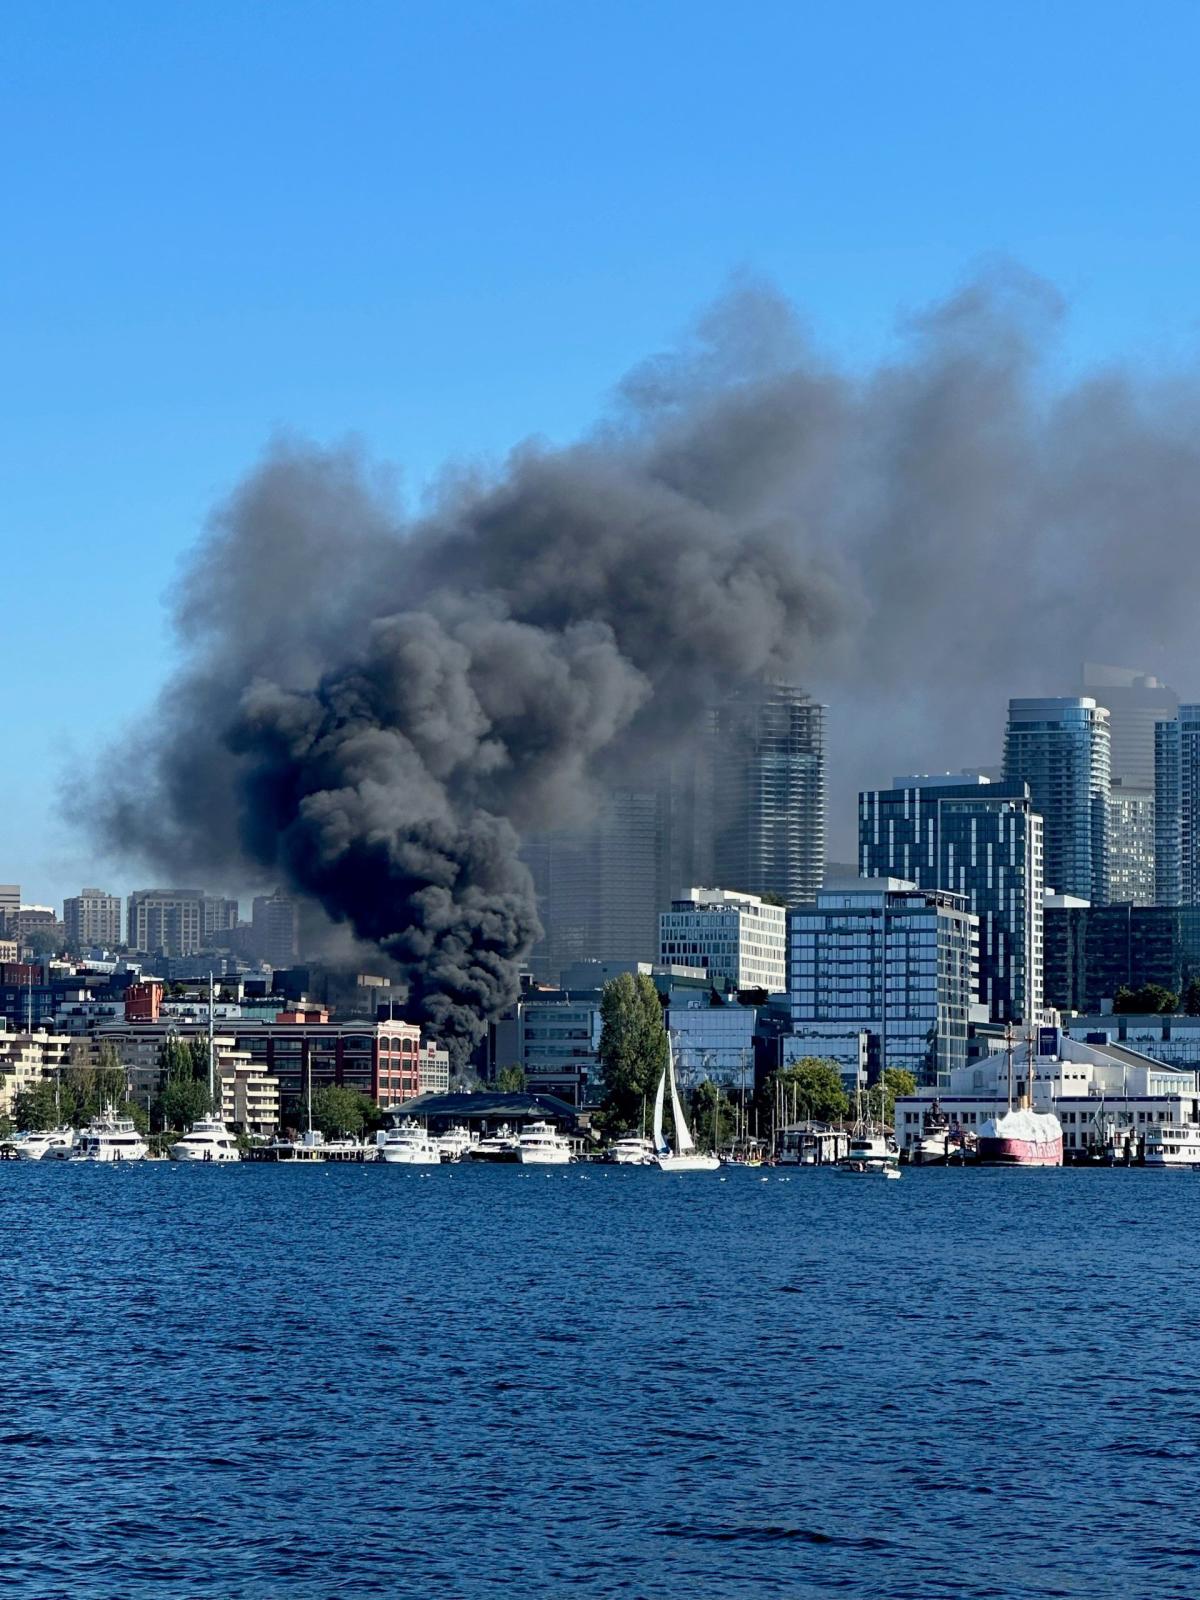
3, 1162, 1197, 1597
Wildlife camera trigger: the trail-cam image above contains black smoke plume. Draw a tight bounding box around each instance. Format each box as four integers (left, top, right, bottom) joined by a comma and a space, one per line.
90, 266, 1200, 1053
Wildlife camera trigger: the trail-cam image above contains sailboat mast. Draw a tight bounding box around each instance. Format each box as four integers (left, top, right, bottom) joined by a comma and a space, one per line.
207, 971, 215, 1106
1005, 1024, 1014, 1113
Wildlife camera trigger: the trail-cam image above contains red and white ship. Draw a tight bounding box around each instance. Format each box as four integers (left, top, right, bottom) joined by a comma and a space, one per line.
976, 1106, 1063, 1166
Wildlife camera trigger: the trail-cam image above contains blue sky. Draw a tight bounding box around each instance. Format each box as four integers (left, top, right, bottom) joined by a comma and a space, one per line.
4, 0, 1199, 907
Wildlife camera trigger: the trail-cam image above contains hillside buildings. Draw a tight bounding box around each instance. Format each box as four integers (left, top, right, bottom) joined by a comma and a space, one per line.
858, 776, 1043, 1024
658, 887, 787, 993
1004, 697, 1111, 904
788, 880, 978, 1089
63, 888, 123, 949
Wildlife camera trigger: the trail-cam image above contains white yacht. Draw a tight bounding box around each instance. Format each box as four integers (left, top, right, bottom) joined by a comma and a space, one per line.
1144, 1123, 1200, 1169
261, 1128, 327, 1162
376, 1116, 442, 1165
466, 1126, 521, 1163
606, 1134, 655, 1166
840, 1126, 901, 1177
653, 1039, 720, 1172
14, 1128, 76, 1161
71, 1112, 149, 1163
169, 1116, 241, 1163
435, 1125, 478, 1162
517, 1120, 573, 1165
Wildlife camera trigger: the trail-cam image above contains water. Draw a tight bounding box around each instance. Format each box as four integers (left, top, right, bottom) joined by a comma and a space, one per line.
3, 1162, 1197, 1598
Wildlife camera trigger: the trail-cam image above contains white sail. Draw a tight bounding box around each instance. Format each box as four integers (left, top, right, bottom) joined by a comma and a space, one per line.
667, 1039, 695, 1153
652, 1065, 669, 1155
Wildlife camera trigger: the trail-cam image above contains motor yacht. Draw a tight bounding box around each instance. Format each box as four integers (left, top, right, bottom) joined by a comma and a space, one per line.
376, 1116, 442, 1165
517, 1120, 573, 1165
435, 1125, 478, 1162
70, 1112, 149, 1163
14, 1128, 76, 1161
1144, 1122, 1200, 1169
605, 1134, 655, 1166
466, 1125, 521, 1163
839, 1131, 901, 1176
168, 1117, 240, 1163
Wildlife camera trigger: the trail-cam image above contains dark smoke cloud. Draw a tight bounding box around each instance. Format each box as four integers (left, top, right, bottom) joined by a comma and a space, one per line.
89, 265, 1200, 1050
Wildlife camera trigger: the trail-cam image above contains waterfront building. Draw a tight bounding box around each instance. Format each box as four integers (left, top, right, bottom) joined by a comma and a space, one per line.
893, 1029, 1200, 1159
1080, 663, 1177, 789
1062, 1012, 1200, 1071
788, 880, 978, 1089
217, 1051, 281, 1135
1155, 704, 1200, 906
713, 680, 826, 906
1042, 898, 1200, 1013
1004, 697, 1110, 904
63, 888, 123, 950
858, 776, 1043, 1024
0, 1032, 75, 1120
1107, 781, 1155, 905
658, 886, 787, 994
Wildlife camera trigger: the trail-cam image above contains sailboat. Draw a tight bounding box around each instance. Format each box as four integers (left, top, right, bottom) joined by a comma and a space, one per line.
653, 1037, 720, 1172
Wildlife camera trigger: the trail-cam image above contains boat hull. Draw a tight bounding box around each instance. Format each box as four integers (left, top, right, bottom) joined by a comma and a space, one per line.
975, 1136, 1063, 1167
656, 1153, 721, 1172
378, 1147, 441, 1165
518, 1147, 571, 1165
168, 1146, 240, 1162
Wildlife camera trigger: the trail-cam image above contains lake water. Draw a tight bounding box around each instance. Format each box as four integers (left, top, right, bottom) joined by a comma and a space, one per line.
3, 1162, 1197, 1598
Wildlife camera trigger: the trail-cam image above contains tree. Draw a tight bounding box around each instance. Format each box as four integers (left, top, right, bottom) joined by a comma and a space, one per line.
598, 973, 668, 1130
688, 1079, 733, 1150
1185, 978, 1200, 1017
1113, 983, 1178, 1015
161, 1075, 211, 1130
309, 1085, 371, 1138
12, 1079, 61, 1132
868, 1067, 918, 1130
495, 1065, 526, 1093
759, 1058, 849, 1126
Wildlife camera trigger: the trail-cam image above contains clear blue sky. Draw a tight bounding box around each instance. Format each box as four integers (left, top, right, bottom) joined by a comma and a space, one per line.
4, 0, 1199, 907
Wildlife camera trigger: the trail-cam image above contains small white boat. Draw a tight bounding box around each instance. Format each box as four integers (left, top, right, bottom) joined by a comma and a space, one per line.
14, 1127, 76, 1161
606, 1134, 655, 1166
169, 1117, 240, 1163
517, 1120, 573, 1165
376, 1116, 442, 1165
1144, 1122, 1200, 1169
653, 1039, 720, 1173
839, 1131, 900, 1177
70, 1111, 149, 1163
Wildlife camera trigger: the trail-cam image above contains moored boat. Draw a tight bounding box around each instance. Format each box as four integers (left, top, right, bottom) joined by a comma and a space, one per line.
169, 1117, 240, 1163
376, 1116, 441, 1165
1143, 1122, 1200, 1169
70, 1111, 149, 1163
465, 1126, 521, 1163
653, 1038, 720, 1172
839, 1130, 901, 1177
14, 1127, 76, 1161
517, 1120, 573, 1165
605, 1134, 655, 1166
975, 1107, 1063, 1166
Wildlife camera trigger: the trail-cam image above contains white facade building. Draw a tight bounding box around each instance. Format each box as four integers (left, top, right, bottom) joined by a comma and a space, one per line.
894, 1029, 1200, 1156
659, 887, 787, 993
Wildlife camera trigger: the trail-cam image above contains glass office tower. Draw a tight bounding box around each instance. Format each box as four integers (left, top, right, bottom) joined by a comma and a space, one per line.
1004, 698, 1110, 905
1155, 705, 1200, 907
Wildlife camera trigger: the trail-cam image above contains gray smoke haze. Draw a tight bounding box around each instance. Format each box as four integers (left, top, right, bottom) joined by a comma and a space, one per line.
89, 265, 1200, 1051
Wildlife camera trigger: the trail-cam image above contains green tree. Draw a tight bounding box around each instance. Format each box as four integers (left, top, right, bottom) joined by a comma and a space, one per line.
1185, 978, 1200, 1017
1113, 983, 1178, 1015
309, 1085, 371, 1138
868, 1067, 918, 1130
161, 1075, 211, 1129
495, 1064, 526, 1092
760, 1058, 849, 1126
12, 1079, 61, 1132
688, 1079, 733, 1150
598, 973, 668, 1131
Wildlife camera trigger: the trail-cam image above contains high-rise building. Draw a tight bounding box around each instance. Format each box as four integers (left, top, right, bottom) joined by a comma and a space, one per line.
202, 896, 240, 941
788, 881, 978, 1089
658, 886, 787, 993
1043, 898, 1200, 1013
128, 890, 204, 955
713, 681, 826, 906
1004, 697, 1110, 904
0, 886, 19, 933
858, 776, 1043, 1024
1155, 705, 1200, 907
1108, 781, 1155, 905
1080, 663, 1177, 788
63, 888, 123, 949
252, 892, 300, 968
